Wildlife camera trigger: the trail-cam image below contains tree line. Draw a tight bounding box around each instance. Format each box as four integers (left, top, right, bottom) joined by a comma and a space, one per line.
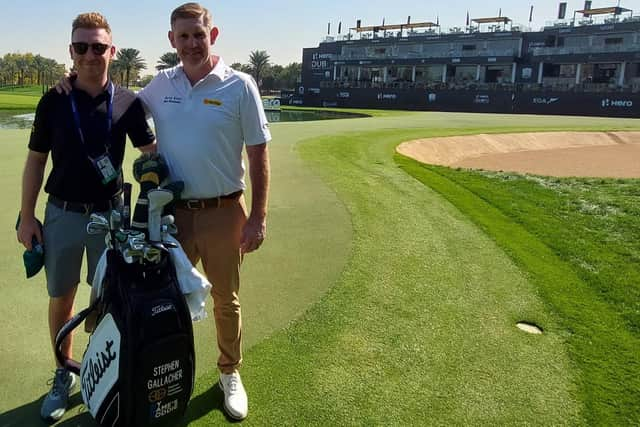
156, 50, 301, 93
0, 53, 66, 89
1, 49, 300, 93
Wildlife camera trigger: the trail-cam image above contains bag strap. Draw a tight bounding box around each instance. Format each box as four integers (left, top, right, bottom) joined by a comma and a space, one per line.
55, 298, 101, 375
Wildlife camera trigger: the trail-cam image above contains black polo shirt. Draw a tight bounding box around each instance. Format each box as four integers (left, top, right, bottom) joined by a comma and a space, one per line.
29, 84, 155, 202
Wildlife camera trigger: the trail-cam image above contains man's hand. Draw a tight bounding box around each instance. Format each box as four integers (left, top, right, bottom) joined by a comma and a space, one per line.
54, 71, 76, 95
17, 215, 42, 251
240, 215, 266, 254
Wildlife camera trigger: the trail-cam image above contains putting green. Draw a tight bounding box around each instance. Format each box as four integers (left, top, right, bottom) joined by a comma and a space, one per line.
0, 125, 352, 422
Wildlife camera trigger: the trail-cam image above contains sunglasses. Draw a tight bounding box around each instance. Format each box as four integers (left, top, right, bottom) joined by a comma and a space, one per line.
72, 42, 110, 55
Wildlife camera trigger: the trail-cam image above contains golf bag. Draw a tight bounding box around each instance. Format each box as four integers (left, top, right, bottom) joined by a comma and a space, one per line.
55, 249, 195, 426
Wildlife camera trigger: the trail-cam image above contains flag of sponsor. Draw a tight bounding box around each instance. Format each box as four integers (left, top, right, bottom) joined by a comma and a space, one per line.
558, 2, 567, 19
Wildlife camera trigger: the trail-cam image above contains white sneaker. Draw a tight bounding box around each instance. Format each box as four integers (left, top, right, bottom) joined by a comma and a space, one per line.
219, 370, 248, 420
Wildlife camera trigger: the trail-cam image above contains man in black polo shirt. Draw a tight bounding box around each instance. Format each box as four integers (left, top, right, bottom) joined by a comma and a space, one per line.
16, 12, 155, 422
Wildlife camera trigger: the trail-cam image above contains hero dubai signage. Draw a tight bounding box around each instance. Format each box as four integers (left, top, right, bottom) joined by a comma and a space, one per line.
377, 93, 397, 100
311, 53, 333, 70
601, 99, 633, 108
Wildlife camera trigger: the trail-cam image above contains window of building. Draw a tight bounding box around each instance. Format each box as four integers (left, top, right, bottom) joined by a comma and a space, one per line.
559, 64, 576, 78
462, 44, 477, 51
544, 35, 556, 47
605, 37, 623, 45
543, 63, 561, 77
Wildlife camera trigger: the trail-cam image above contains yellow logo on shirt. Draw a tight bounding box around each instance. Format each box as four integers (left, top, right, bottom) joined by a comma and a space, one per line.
203, 98, 222, 106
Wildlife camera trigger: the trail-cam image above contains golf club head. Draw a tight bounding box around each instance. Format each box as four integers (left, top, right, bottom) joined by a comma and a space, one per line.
143, 246, 162, 263
87, 222, 109, 235
89, 213, 109, 227
110, 210, 122, 231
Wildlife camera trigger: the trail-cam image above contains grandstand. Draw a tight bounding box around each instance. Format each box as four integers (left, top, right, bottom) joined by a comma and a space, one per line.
298, 3, 640, 117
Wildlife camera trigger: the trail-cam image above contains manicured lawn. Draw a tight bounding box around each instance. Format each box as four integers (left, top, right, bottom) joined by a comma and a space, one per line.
0, 93, 41, 110
0, 86, 43, 110
1, 111, 639, 425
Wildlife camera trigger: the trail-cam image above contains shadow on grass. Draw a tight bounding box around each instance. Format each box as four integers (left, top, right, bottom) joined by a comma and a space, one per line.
0, 390, 89, 426
0, 384, 232, 426
177, 382, 241, 425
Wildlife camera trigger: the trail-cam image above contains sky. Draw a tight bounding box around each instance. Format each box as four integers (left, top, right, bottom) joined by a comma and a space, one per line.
0, 0, 635, 75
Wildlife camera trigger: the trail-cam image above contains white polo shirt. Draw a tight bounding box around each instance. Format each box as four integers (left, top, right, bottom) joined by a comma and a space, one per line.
138, 57, 271, 199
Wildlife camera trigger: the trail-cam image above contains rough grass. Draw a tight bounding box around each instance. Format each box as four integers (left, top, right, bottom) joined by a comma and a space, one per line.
395, 157, 640, 425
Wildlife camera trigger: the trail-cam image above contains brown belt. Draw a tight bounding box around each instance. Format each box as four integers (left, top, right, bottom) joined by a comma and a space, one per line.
48, 194, 121, 214
175, 190, 243, 210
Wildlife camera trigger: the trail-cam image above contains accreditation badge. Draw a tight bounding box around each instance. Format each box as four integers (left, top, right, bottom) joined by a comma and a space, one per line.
92, 154, 119, 185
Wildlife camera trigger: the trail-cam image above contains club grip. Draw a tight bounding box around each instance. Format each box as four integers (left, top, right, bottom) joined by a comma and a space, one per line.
122, 183, 132, 229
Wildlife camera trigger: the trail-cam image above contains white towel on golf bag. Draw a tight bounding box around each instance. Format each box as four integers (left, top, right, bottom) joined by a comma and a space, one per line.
91, 237, 211, 322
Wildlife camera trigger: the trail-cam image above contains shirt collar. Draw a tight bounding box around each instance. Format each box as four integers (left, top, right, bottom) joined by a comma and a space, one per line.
170, 56, 230, 82
71, 79, 114, 100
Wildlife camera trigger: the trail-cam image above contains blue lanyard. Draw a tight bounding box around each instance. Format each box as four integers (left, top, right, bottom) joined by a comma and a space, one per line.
69, 81, 114, 154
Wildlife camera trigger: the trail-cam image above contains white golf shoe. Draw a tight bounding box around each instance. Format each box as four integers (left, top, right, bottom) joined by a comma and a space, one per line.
219, 370, 248, 420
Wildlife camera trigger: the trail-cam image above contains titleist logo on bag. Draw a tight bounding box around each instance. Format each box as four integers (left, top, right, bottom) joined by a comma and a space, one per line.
81, 313, 121, 414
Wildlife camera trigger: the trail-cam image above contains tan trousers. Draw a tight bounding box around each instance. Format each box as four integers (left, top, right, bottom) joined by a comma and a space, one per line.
175, 196, 247, 374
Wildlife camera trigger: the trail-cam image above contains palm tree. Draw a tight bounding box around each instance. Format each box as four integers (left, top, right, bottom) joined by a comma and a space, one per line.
248, 50, 270, 90
156, 52, 180, 71
109, 59, 126, 86
113, 48, 146, 88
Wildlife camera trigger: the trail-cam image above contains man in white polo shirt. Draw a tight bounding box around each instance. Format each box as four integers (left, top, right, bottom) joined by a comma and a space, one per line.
137, 2, 270, 421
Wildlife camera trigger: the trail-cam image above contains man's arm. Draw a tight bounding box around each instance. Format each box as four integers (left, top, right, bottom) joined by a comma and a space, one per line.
17, 150, 48, 250
138, 141, 157, 153
240, 143, 270, 254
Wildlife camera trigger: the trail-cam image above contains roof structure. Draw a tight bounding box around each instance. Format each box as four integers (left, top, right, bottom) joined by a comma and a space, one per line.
351, 22, 439, 32
471, 17, 512, 24
575, 6, 631, 16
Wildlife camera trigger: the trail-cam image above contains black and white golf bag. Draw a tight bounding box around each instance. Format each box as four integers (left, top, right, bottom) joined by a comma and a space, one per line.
55, 249, 195, 426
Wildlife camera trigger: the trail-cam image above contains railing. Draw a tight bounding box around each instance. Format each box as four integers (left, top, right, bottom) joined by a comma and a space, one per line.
338, 49, 518, 61
317, 79, 640, 93
532, 44, 639, 56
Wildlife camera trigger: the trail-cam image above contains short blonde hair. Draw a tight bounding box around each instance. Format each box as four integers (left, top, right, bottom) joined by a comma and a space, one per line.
171, 2, 212, 28
72, 12, 112, 36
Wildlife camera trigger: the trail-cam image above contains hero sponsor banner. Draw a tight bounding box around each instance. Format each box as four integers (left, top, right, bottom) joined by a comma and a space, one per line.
377, 93, 398, 101
517, 92, 640, 117
303, 88, 640, 118
81, 313, 121, 417
601, 98, 633, 108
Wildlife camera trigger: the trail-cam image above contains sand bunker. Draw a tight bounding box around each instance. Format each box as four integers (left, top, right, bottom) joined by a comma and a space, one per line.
397, 131, 640, 178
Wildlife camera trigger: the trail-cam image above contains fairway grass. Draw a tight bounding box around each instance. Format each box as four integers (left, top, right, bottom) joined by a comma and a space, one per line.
1, 111, 639, 425
0, 86, 42, 110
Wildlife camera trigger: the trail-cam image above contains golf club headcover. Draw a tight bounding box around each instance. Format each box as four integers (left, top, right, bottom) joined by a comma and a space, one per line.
132, 153, 169, 235
133, 153, 168, 192
160, 181, 184, 216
